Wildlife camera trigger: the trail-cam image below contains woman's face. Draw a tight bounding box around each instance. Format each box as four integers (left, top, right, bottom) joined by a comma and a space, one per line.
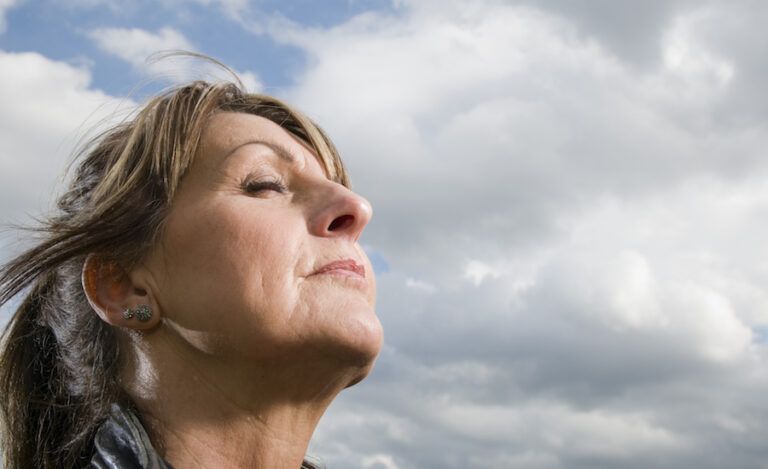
143, 112, 382, 369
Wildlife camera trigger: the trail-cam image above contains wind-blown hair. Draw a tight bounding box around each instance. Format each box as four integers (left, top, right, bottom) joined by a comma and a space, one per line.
0, 78, 348, 469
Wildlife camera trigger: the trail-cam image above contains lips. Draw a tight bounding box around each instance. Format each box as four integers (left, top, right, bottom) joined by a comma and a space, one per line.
312, 259, 366, 278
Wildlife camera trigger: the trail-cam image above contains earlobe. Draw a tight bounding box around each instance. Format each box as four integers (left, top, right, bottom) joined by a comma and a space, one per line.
81, 254, 160, 330
122, 304, 154, 323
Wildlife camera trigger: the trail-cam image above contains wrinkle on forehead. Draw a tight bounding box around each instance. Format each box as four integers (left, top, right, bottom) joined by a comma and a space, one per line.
199, 112, 323, 176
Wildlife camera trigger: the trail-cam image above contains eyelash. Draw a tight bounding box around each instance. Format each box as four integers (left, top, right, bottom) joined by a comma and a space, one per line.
241, 175, 288, 195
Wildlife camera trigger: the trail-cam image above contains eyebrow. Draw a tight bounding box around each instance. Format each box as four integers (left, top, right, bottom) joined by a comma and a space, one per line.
222, 139, 296, 163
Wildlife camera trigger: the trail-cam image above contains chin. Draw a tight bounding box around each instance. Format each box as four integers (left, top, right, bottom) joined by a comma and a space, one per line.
341, 347, 381, 389
344, 369, 371, 388
330, 311, 384, 386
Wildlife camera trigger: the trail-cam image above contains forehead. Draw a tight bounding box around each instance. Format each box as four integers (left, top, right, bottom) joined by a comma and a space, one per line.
197, 111, 319, 170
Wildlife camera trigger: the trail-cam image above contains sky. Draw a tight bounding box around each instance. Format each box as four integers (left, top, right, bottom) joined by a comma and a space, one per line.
1, 0, 768, 468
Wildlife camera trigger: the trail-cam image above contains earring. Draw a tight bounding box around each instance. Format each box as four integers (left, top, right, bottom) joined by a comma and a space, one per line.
122, 305, 153, 322
134, 304, 152, 322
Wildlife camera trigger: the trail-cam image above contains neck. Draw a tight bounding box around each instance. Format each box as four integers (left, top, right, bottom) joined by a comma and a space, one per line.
142, 397, 322, 469
121, 323, 368, 469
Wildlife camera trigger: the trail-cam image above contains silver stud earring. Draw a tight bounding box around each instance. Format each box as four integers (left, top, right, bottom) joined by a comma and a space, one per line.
134, 304, 152, 322
122, 305, 152, 322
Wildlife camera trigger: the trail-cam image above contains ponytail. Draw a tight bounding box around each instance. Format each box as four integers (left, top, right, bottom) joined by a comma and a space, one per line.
0, 259, 123, 469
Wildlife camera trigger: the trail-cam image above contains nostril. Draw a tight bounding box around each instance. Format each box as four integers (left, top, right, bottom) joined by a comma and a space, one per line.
328, 214, 354, 232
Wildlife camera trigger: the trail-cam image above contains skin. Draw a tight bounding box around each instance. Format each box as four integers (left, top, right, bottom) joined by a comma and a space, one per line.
83, 112, 383, 468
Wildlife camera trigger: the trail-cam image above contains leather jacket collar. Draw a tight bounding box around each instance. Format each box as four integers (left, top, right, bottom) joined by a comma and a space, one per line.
90, 404, 172, 469
89, 404, 325, 469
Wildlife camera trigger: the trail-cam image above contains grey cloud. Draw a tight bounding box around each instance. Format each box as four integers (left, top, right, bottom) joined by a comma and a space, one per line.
271, 2, 768, 466
282, 1, 768, 275
516, 0, 768, 125
2, 1, 768, 467
516, 0, 696, 66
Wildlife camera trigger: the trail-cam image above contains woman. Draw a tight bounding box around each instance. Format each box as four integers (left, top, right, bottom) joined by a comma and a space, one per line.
0, 73, 383, 468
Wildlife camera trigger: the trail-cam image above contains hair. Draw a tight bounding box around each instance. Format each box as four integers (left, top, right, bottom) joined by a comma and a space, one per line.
0, 76, 349, 468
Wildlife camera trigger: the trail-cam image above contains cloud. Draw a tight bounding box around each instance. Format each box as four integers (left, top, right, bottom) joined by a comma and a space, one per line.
362, 454, 400, 469
88, 26, 262, 91
2, 1, 768, 467
272, 2, 767, 274
89, 26, 194, 70
0, 50, 128, 322
0, 0, 17, 33
252, 1, 768, 466
0, 51, 125, 223
463, 260, 502, 287
404, 277, 436, 294
513, 0, 697, 66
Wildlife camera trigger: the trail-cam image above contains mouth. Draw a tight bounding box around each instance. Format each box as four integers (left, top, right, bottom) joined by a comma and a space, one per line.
311, 259, 366, 279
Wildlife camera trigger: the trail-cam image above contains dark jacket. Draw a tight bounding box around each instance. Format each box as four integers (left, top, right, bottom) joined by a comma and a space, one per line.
89, 404, 324, 468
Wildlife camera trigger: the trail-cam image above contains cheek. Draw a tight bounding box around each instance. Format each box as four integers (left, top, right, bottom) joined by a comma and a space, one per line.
154, 200, 303, 334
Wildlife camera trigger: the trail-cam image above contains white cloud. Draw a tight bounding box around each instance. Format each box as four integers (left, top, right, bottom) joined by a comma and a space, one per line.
265, 1, 768, 467
88, 26, 193, 76
0, 0, 17, 33
92, 26, 191, 61
463, 260, 502, 286
532, 178, 762, 365
3, 0, 768, 467
0, 51, 126, 223
436, 401, 686, 458
662, 8, 735, 87
404, 277, 436, 294
273, 1, 768, 272
362, 454, 400, 469
88, 26, 261, 91
0, 50, 128, 321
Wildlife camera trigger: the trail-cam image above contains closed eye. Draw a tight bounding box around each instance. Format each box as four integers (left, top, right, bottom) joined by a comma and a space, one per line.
241, 175, 287, 195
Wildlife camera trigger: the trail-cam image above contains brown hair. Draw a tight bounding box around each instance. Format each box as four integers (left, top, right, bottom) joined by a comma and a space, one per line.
0, 78, 349, 468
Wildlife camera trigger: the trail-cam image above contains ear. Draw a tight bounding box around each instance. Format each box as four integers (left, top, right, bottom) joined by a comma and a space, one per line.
81, 253, 161, 330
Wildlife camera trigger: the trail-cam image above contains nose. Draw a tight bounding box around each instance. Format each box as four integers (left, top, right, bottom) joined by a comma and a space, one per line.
309, 182, 372, 242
